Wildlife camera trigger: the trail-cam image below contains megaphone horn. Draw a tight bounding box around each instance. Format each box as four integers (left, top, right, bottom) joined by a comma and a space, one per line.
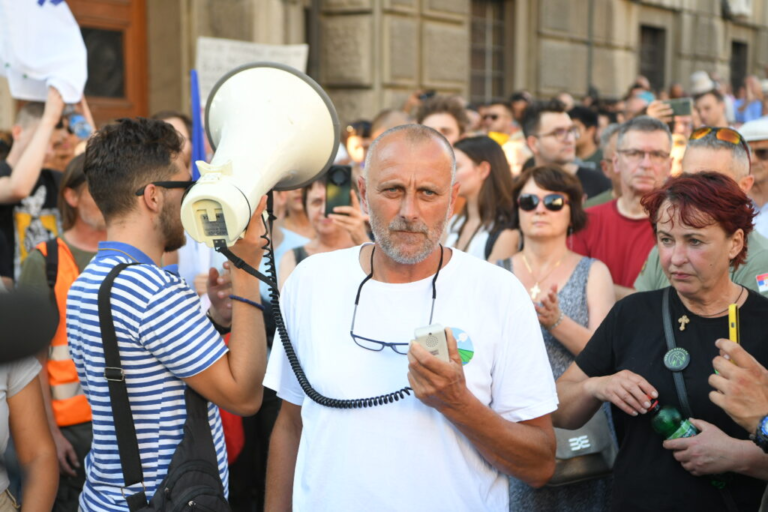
181, 62, 340, 247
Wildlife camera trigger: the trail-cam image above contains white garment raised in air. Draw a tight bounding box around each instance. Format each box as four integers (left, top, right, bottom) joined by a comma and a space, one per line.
264, 246, 557, 512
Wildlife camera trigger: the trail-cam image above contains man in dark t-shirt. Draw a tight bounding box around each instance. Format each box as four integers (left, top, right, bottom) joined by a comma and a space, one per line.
523, 99, 611, 199
0, 89, 66, 280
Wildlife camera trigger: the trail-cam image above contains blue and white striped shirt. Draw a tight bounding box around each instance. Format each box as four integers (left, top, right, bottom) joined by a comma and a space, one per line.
66, 242, 229, 511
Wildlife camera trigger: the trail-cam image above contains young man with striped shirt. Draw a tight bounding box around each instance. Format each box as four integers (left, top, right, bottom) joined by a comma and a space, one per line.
66, 118, 267, 511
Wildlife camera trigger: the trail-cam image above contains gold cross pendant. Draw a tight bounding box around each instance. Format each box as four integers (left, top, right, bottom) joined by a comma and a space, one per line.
530, 283, 540, 301
678, 315, 690, 331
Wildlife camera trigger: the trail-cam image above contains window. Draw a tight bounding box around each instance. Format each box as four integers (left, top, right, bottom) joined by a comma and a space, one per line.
639, 26, 666, 93
470, 0, 506, 104
730, 41, 748, 96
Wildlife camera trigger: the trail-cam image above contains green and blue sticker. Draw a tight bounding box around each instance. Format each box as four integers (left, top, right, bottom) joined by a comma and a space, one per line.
452, 327, 474, 365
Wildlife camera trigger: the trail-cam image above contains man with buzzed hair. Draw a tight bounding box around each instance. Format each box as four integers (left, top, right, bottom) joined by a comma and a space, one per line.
0, 87, 66, 283
265, 124, 557, 511
634, 127, 768, 296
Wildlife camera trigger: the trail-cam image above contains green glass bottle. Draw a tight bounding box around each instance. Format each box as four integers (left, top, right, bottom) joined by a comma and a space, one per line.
649, 400, 731, 489
649, 401, 699, 439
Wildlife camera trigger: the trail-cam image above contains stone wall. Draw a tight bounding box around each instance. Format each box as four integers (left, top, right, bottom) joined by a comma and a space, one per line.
530, 0, 768, 99
321, 0, 469, 125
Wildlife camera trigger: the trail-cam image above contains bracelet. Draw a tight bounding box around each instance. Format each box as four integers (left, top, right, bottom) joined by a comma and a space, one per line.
229, 294, 265, 311
546, 311, 565, 331
206, 312, 231, 335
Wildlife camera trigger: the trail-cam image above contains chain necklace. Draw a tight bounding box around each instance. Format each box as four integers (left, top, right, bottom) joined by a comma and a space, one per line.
521, 253, 564, 300
678, 285, 745, 330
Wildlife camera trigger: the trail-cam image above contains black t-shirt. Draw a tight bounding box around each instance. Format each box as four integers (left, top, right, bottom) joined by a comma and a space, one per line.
0, 160, 61, 279
0, 230, 10, 279
576, 288, 768, 512
576, 165, 612, 199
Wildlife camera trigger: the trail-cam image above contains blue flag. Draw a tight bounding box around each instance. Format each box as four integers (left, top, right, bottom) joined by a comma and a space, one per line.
190, 69, 206, 180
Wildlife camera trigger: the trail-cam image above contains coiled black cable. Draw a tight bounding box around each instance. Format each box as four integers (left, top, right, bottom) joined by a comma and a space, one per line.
216, 192, 412, 409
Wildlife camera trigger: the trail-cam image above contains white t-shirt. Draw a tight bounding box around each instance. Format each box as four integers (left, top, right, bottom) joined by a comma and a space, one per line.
264, 246, 557, 512
444, 215, 491, 260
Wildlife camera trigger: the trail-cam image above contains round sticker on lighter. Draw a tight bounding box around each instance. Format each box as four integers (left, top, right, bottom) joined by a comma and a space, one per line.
451, 327, 475, 365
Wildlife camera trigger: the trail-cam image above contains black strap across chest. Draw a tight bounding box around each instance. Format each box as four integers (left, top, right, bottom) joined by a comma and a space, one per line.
98, 262, 148, 509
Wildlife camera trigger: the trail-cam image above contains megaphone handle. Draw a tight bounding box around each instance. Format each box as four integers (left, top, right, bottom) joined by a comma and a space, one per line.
213, 240, 277, 290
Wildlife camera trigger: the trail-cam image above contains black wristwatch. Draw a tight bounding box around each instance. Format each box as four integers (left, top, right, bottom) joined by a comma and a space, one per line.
750, 415, 768, 454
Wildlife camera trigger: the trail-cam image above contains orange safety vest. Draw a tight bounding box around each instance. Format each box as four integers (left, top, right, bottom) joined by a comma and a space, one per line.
37, 238, 92, 427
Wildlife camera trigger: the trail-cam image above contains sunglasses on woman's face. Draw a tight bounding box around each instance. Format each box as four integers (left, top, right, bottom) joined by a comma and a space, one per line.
518, 193, 569, 212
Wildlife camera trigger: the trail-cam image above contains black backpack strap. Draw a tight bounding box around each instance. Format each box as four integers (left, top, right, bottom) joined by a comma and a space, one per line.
98, 262, 148, 512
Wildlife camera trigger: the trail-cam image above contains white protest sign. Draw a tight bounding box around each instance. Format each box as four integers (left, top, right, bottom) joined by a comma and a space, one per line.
195, 37, 309, 107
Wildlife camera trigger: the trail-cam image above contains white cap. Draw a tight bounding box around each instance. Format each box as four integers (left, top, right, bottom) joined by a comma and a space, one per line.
690, 71, 716, 95
740, 118, 768, 142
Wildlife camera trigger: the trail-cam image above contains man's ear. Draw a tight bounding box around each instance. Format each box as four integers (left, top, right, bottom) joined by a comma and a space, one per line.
10, 125, 22, 141
526, 135, 539, 157
449, 181, 460, 216
358, 175, 368, 214
62, 187, 80, 209
139, 185, 163, 214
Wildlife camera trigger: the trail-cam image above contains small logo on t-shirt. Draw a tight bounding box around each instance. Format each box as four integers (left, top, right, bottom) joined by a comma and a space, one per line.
452, 327, 474, 365
756, 273, 768, 293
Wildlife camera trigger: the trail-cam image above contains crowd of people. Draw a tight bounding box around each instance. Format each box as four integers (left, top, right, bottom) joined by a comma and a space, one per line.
0, 66, 768, 512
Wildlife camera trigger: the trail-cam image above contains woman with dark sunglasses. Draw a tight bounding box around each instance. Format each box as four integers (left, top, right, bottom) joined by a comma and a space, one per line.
500, 166, 615, 512
444, 136, 520, 261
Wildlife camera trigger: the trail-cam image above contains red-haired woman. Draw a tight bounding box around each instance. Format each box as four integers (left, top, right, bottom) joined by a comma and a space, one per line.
554, 172, 768, 511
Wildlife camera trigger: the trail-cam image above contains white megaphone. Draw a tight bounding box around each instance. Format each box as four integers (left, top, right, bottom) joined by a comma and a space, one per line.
181, 62, 340, 247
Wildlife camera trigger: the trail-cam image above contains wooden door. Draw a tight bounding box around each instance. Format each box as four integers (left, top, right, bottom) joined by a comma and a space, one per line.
67, 0, 147, 126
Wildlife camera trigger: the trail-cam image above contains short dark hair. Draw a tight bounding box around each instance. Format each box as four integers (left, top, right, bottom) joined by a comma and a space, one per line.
84, 117, 183, 222
416, 96, 470, 135
568, 106, 598, 130
641, 172, 754, 269
510, 165, 588, 233
58, 153, 87, 231
693, 89, 724, 104
151, 110, 193, 137
522, 99, 568, 139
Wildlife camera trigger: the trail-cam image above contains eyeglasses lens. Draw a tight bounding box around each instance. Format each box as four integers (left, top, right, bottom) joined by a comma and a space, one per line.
755, 149, 768, 161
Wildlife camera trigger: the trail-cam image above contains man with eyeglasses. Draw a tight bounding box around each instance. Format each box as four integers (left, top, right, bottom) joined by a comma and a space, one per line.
264, 124, 558, 512
635, 124, 768, 298
523, 99, 612, 199
742, 118, 768, 239
571, 116, 672, 300
66, 118, 269, 510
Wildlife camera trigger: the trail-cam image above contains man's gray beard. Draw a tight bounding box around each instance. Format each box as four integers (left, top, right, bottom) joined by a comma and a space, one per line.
368, 205, 449, 265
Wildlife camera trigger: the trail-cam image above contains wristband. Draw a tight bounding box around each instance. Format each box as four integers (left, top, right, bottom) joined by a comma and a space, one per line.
207, 312, 231, 335
546, 311, 565, 331
229, 294, 265, 311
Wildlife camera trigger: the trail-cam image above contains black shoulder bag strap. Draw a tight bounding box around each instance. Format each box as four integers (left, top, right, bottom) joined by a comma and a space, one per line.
662, 287, 739, 512
98, 262, 149, 512
661, 288, 693, 418
484, 229, 503, 261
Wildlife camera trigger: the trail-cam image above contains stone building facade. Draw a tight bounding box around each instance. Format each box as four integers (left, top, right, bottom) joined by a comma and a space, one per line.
1, 0, 767, 128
